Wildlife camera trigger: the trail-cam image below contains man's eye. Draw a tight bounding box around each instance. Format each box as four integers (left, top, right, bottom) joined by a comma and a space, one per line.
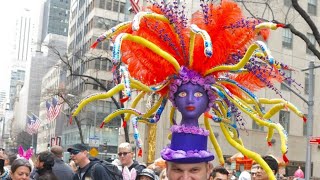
173, 168, 183, 173
194, 92, 203, 97
190, 168, 200, 173
178, 92, 187, 97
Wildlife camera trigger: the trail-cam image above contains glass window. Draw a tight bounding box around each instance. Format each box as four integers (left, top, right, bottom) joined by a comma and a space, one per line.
282, 29, 293, 49
308, 0, 317, 15
106, 0, 112, 10
279, 110, 290, 133
280, 70, 292, 90
99, 0, 106, 9
306, 33, 316, 54
120, 2, 125, 13
113, 0, 119, 12
284, 0, 291, 6
95, 59, 101, 69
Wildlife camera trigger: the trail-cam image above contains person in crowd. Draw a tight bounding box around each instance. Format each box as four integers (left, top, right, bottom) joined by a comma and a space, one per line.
159, 169, 168, 180
0, 150, 10, 180
252, 155, 279, 180
209, 166, 229, 180
136, 168, 158, 180
238, 170, 251, 180
68, 160, 78, 173
50, 145, 74, 180
117, 142, 146, 173
67, 143, 113, 180
4, 152, 17, 171
9, 158, 32, 180
34, 151, 58, 180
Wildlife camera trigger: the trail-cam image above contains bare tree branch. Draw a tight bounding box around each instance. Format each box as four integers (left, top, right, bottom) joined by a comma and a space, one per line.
291, 0, 320, 47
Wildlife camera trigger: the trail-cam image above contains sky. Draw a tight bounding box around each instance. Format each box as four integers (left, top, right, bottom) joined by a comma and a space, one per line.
0, 0, 40, 95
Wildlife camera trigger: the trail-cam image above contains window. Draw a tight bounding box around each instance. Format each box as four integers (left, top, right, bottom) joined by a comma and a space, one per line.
99, 0, 106, 9
306, 33, 316, 54
304, 72, 315, 94
252, 107, 264, 131
113, 0, 119, 12
280, 70, 292, 90
284, 0, 292, 6
95, 59, 100, 69
282, 29, 293, 49
308, 0, 317, 15
279, 110, 290, 132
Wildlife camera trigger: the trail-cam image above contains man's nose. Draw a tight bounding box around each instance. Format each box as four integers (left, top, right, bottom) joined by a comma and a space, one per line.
180, 172, 192, 180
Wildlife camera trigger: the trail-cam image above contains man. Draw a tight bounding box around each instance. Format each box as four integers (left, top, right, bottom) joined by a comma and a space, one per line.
51, 145, 74, 180
117, 142, 145, 173
209, 166, 229, 180
165, 162, 212, 180
68, 143, 113, 180
34, 151, 58, 179
252, 155, 279, 180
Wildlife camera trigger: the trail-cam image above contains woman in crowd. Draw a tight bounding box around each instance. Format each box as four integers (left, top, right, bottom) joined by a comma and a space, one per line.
8, 158, 32, 180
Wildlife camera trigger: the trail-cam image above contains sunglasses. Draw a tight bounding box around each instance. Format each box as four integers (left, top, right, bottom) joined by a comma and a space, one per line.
118, 152, 131, 157
70, 150, 81, 155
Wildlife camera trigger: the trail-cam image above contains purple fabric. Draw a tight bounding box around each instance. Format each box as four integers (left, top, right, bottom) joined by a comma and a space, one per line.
160, 125, 214, 163
171, 132, 207, 151
169, 66, 216, 111
170, 125, 209, 136
161, 147, 214, 163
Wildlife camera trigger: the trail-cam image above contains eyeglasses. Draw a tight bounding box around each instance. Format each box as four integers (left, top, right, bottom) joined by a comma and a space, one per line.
70, 150, 81, 155
118, 152, 131, 157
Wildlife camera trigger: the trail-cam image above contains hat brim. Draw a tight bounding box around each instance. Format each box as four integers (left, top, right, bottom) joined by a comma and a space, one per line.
138, 173, 154, 179
67, 147, 80, 152
163, 155, 214, 163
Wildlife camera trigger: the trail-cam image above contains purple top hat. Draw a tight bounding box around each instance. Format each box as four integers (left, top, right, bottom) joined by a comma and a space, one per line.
161, 125, 214, 163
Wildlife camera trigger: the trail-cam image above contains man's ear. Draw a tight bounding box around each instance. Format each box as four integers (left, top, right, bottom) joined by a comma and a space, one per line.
207, 162, 213, 179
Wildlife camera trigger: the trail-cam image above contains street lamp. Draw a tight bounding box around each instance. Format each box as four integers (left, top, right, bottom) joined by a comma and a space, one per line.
282, 61, 320, 180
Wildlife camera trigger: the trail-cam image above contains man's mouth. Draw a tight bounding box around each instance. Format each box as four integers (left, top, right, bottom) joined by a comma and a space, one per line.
186, 106, 195, 111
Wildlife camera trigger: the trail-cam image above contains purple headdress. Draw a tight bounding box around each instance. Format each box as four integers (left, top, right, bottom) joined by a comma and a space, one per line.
169, 66, 216, 111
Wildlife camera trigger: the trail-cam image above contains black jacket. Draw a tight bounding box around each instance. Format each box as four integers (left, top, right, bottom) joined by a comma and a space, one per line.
128, 160, 146, 174
73, 158, 114, 180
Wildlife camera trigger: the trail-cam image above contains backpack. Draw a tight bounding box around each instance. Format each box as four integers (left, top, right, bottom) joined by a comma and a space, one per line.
91, 160, 123, 180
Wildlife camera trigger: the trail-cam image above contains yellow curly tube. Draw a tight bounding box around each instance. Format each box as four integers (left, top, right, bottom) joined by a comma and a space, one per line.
119, 34, 181, 72
246, 98, 304, 118
132, 12, 171, 31
214, 86, 288, 155
227, 124, 244, 146
124, 91, 146, 121
72, 84, 124, 116
220, 81, 264, 116
204, 116, 224, 165
266, 127, 275, 143
72, 82, 150, 117
255, 22, 278, 31
103, 109, 142, 124
263, 103, 286, 120
169, 107, 176, 126
99, 21, 131, 42
142, 96, 164, 118
204, 43, 258, 75
220, 123, 276, 180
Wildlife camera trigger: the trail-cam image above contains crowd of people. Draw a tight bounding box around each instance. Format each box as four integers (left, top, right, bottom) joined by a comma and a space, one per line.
0, 142, 306, 180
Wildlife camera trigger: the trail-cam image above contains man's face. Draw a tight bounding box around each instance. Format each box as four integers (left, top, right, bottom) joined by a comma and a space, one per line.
209, 172, 228, 180
35, 156, 44, 169
252, 164, 268, 180
166, 162, 210, 180
69, 149, 88, 166
118, 147, 133, 167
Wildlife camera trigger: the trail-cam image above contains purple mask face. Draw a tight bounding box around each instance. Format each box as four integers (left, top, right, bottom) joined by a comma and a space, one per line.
174, 82, 209, 126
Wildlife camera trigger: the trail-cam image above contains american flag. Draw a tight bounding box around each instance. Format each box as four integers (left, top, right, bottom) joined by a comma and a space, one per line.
26, 114, 41, 135
46, 97, 62, 122
129, 0, 140, 14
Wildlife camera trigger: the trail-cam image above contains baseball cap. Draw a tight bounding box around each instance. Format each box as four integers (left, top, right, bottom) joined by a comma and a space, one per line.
138, 169, 156, 179
67, 144, 88, 152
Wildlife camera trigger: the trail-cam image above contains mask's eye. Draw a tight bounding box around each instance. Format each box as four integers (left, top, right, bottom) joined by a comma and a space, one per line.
194, 92, 203, 97
178, 91, 187, 97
